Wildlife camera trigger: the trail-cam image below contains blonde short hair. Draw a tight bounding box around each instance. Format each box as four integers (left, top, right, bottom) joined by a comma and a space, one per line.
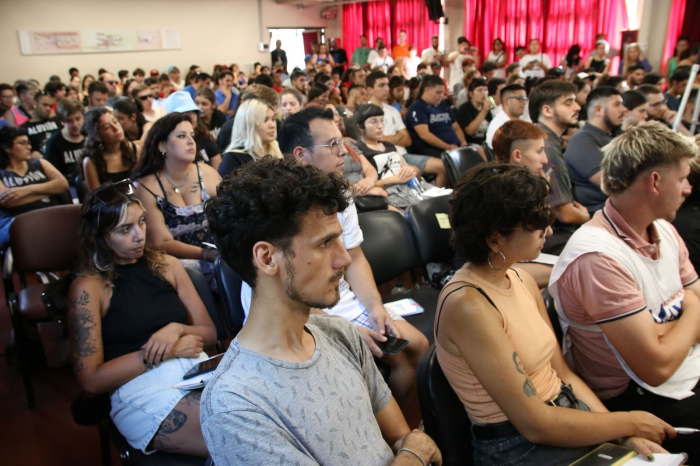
227, 99, 283, 160
601, 121, 699, 195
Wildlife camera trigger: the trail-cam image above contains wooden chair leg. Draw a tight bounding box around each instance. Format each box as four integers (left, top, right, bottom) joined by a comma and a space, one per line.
9, 296, 35, 409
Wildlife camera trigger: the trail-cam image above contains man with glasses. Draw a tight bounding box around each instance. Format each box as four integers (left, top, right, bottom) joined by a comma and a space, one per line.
20, 91, 60, 158
238, 107, 430, 428
100, 72, 122, 107
486, 84, 528, 148
637, 84, 692, 136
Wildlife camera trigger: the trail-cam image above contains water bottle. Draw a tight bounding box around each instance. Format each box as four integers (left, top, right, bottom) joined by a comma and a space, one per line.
407, 178, 424, 199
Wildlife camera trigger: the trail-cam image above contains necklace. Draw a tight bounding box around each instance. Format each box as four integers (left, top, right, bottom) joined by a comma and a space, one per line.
163, 169, 189, 194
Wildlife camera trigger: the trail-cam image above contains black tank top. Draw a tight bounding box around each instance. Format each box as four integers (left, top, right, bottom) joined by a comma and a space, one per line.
101, 258, 189, 361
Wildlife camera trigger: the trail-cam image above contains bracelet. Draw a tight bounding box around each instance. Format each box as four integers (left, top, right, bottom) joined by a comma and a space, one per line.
398, 447, 426, 466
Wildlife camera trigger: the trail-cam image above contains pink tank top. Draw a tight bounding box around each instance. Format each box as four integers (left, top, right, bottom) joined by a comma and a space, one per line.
10, 106, 29, 127
435, 268, 561, 424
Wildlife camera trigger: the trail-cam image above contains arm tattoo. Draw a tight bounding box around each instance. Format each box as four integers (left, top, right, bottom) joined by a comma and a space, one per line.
513, 352, 537, 397
68, 291, 101, 371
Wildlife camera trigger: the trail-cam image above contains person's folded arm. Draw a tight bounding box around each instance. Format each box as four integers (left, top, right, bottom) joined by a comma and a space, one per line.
554, 201, 590, 225
381, 128, 412, 148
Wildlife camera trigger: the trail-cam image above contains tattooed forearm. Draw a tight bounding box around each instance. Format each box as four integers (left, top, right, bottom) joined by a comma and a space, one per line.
68, 291, 101, 368
513, 351, 537, 397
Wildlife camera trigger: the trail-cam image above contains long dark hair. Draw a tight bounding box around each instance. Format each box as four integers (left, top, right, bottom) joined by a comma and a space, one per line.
566, 45, 582, 68
133, 112, 197, 179
81, 108, 137, 182
113, 99, 147, 141
0, 126, 28, 168
78, 183, 164, 283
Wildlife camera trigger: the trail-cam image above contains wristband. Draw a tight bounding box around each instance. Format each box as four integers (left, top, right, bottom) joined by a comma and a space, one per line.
398, 448, 426, 466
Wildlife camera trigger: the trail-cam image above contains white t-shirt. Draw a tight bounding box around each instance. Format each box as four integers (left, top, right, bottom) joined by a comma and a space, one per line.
370, 55, 395, 73
367, 49, 380, 65
240, 203, 366, 322
421, 47, 443, 64
486, 110, 512, 148
520, 53, 552, 79
447, 52, 473, 94
486, 51, 507, 79
403, 56, 422, 78
381, 103, 408, 155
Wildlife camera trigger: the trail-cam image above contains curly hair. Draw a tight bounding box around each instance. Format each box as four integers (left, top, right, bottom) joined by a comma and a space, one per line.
205, 156, 350, 288
450, 163, 555, 265
78, 183, 164, 284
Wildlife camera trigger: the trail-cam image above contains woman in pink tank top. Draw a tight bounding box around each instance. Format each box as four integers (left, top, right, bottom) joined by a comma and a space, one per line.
435, 163, 673, 465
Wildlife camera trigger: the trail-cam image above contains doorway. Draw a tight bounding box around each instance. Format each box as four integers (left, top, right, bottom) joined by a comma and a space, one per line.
269, 28, 325, 72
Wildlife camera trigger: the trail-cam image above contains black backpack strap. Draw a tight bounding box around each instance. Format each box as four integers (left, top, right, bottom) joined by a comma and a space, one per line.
435, 281, 498, 336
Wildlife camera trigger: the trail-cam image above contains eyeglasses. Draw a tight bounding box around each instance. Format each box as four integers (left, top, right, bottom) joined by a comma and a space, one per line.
138, 94, 154, 101
105, 80, 118, 85
510, 96, 529, 102
91, 179, 135, 206
307, 138, 343, 155
13, 139, 31, 146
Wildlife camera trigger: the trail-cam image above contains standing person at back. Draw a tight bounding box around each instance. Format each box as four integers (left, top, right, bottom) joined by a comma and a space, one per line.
446, 37, 477, 95
550, 122, 700, 459
271, 40, 288, 74
421, 36, 444, 67
521, 39, 551, 80
351, 35, 372, 67
565, 86, 627, 215
392, 30, 410, 62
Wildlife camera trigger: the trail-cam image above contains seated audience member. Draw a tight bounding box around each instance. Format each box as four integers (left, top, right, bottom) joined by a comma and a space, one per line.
87, 82, 109, 110
665, 69, 690, 112
620, 43, 652, 75
585, 40, 611, 75
215, 84, 280, 152
681, 89, 700, 135
202, 157, 441, 465
438, 162, 672, 465
625, 64, 646, 90
113, 99, 151, 144
195, 88, 226, 141
164, 91, 221, 169
406, 74, 466, 158
455, 68, 480, 108
0, 126, 69, 247
214, 71, 239, 118
21, 91, 60, 157
159, 74, 175, 100
370, 44, 395, 73
531, 81, 590, 254
82, 108, 140, 191
133, 68, 146, 83
622, 90, 649, 131
5, 81, 36, 127
365, 71, 447, 187
134, 113, 221, 270
642, 72, 665, 87
638, 84, 678, 128
0, 84, 14, 124
236, 108, 429, 427
345, 84, 369, 114
100, 72, 122, 108
182, 72, 211, 100
280, 88, 303, 119
66, 85, 80, 101
565, 86, 627, 214
488, 77, 507, 117
457, 78, 495, 146
44, 81, 67, 105
355, 104, 424, 211
290, 69, 309, 97
130, 83, 165, 122
550, 121, 700, 459
44, 98, 85, 194
81, 75, 95, 103
486, 84, 528, 148
388, 76, 407, 117
307, 82, 331, 104
68, 181, 216, 456
218, 99, 282, 178
506, 62, 522, 80
168, 66, 185, 91
673, 137, 700, 273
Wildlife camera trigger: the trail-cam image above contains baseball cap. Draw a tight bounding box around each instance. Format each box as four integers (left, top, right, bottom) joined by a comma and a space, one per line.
165, 91, 201, 115
149, 69, 159, 77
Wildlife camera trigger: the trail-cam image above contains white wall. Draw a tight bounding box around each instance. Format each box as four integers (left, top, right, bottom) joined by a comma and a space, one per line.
0, 0, 338, 85
638, 0, 672, 72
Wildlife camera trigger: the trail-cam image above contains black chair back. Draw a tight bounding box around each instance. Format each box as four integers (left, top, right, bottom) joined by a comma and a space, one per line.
184, 268, 227, 341
441, 147, 484, 186
541, 289, 564, 346
417, 345, 474, 465
405, 195, 454, 264
357, 210, 422, 285
213, 257, 246, 335
482, 143, 495, 161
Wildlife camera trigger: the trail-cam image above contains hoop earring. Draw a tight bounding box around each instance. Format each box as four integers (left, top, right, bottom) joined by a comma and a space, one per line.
488, 251, 506, 270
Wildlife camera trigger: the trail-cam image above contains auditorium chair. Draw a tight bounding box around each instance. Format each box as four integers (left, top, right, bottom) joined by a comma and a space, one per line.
417, 345, 474, 465
7, 204, 82, 409
541, 288, 564, 346
213, 257, 246, 336
357, 210, 439, 343
482, 143, 496, 162
441, 147, 484, 186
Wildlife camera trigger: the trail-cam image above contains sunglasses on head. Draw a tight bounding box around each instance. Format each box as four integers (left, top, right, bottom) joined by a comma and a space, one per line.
91, 179, 135, 206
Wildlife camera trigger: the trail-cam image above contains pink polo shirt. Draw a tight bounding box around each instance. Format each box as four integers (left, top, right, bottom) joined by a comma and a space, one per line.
556, 199, 698, 399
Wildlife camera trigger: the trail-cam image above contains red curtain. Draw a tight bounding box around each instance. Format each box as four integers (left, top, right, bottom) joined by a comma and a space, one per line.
464, 0, 628, 73
343, 0, 439, 58
663, 0, 687, 74
681, 0, 700, 44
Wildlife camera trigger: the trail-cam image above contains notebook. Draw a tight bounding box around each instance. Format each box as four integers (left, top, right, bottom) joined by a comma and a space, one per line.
383, 298, 425, 317
570, 444, 688, 466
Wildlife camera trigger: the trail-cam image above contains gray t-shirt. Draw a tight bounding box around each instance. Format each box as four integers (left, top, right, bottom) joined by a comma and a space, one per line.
200, 315, 395, 465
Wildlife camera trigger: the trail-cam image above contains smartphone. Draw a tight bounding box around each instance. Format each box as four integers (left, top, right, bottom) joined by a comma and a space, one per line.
529, 59, 538, 65
183, 353, 225, 380
487, 96, 496, 108
375, 336, 409, 354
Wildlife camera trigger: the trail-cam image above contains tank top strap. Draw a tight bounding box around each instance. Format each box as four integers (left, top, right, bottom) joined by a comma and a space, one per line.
153, 173, 169, 202
435, 281, 498, 337
195, 163, 208, 201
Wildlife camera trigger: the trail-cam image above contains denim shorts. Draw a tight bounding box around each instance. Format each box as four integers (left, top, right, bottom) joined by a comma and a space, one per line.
402, 153, 430, 174
110, 353, 208, 453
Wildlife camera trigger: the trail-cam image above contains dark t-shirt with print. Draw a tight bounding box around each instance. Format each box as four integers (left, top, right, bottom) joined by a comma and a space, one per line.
21, 117, 61, 155
44, 131, 84, 183
456, 101, 492, 145
196, 136, 221, 168
0, 158, 60, 216
206, 110, 227, 142
406, 99, 459, 153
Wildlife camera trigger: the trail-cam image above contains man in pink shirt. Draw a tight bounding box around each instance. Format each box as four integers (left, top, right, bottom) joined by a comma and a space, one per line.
550, 121, 700, 458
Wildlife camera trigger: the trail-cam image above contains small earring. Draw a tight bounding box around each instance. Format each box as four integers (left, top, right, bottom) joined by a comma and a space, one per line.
99, 142, 104, 151
488, 251, 507, 270
160, 150, 166, 156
